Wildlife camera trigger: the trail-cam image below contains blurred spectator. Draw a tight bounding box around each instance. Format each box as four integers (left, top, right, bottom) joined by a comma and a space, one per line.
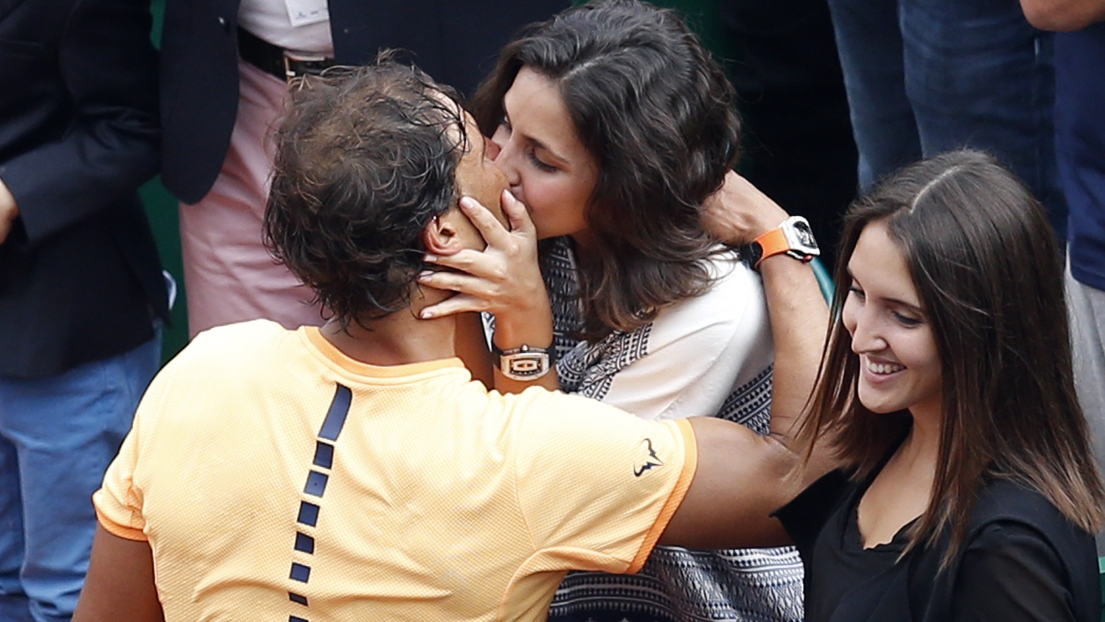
0, 0, 167, 620
826, 0, 1067, 240
1018, 0, 1105, 555
159, 0, 568, 336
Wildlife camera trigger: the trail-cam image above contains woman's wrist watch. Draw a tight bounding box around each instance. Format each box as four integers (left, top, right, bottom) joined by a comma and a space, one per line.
743, 215, 820, 270
492, 343, 553, 381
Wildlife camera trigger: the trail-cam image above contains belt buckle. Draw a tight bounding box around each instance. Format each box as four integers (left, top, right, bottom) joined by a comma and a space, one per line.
283, 50, 330, 82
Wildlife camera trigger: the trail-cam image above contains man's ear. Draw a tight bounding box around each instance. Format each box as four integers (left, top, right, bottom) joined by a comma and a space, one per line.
421, 210, 464, 256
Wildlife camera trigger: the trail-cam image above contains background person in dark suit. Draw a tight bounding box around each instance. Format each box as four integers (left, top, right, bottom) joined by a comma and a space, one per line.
160, 0, 569, 336
0, 0, 168, 619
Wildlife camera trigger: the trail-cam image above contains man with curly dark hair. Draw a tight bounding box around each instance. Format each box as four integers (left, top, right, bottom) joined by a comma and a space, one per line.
73, 60, 818, 622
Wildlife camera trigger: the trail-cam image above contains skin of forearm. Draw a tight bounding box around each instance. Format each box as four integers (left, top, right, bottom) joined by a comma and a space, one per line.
759, 255, 830, 442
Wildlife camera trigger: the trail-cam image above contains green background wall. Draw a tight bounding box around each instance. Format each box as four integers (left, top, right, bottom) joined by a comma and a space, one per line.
143, 0, 189, 363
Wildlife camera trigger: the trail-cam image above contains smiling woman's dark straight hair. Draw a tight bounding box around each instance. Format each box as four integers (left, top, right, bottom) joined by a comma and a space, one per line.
470, 0, 741, 340
801, 149, 1104, 567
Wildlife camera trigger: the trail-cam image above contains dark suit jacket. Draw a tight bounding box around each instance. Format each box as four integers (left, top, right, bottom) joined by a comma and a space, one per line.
160, 0, 570, 204
0, 0, 168, 378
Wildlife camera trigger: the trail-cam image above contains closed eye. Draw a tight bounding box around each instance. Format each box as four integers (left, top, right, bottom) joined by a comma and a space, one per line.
892, 312, 922, 328
526, 149, 558, 173
497, 115, 558, 172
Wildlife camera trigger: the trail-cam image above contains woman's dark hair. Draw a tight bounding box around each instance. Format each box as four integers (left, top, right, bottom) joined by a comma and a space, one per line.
470, 0, 742, 339
264, 60, 469, 328
802, 149, 1105, 566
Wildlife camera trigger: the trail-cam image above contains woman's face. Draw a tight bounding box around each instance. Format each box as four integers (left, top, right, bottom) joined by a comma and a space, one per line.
841, 219, 942, 420
489, 67, 600, 241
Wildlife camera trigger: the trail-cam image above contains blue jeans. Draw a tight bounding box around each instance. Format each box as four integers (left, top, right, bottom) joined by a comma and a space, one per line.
827, 0, 1067, 239
0, 334, 161, 622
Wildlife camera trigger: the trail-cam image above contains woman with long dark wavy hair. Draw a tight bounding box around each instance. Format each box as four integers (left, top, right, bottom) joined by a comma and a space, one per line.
417, 1, 828, 620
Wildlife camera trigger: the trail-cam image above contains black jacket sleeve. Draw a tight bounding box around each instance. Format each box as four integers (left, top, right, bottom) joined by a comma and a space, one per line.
1, 0, 159, 245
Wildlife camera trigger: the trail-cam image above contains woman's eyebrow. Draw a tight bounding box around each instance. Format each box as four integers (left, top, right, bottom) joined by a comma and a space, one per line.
886, 298, 924, 313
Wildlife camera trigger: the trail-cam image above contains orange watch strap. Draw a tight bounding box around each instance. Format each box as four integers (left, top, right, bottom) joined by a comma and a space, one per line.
752, 227, 790, 268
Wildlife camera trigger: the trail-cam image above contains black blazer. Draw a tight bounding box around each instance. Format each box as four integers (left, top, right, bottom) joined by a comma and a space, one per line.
160, 0, 570, 204
0, 0, 167, 378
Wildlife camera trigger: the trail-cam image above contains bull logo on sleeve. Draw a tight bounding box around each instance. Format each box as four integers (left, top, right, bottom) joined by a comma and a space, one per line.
633, 438, 663, 477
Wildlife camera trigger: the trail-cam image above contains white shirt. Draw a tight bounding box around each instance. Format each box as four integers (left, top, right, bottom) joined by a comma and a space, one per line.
238, 0, 333, 55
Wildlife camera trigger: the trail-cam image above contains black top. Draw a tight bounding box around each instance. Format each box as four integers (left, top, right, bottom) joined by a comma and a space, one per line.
775, 470, 1101, 622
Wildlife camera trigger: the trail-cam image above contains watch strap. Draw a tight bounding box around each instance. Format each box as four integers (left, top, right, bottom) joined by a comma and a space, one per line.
490, 342, 554, 359
750, 227, 791, 268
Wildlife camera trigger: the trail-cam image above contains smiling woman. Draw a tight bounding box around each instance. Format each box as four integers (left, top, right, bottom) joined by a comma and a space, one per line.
842, 219, 942, 424
777, 149, 1105, 622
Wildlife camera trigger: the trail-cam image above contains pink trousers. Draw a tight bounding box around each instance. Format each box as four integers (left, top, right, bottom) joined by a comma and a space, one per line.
179, 60, 324, 337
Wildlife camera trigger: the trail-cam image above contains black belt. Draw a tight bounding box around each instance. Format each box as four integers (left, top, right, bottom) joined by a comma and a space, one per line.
237, 27, 336, 82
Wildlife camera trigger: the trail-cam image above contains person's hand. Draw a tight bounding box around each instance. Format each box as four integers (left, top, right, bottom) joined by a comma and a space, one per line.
0, 179, 19, 245
700, 170, 789, 246
418, 190, 553, 346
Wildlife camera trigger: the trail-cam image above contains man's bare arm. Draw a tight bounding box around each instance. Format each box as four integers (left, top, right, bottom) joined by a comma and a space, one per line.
701, 172, 830, 437
658, 417, 826, 549
73, 525, 164, 622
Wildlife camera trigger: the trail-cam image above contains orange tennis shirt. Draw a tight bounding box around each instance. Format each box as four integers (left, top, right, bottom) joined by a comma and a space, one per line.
94, 320, 697, 621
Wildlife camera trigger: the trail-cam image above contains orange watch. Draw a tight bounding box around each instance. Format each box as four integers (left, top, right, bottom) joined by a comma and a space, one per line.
744, 216, 820, 270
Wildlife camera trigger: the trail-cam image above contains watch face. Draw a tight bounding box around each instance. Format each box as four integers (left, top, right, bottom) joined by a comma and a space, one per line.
499, 349, 551, 380
507, 354, 547, 376
792, 220, 819, 251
